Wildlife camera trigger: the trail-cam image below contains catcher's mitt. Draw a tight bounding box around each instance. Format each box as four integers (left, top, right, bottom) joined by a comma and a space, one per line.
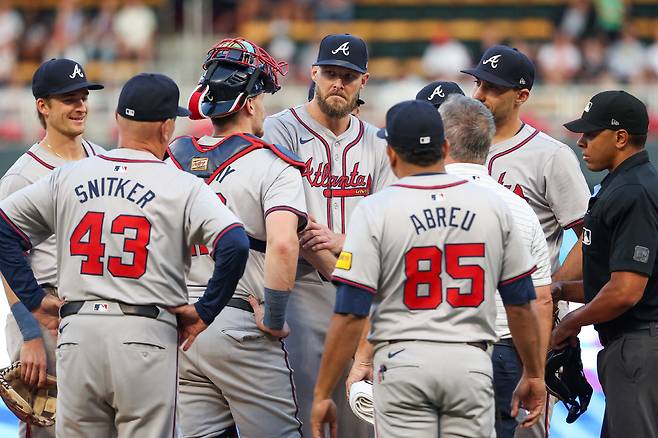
0, 361, 57, 427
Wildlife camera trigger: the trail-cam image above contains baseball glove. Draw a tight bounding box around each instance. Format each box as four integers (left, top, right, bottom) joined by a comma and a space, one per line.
0, 361, 57, 427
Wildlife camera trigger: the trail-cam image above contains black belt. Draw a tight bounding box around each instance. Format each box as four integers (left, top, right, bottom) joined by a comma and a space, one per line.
60, 301, 160, 319
598, 321, 658, 347
225, 297, 254, 313
388, 339, 489, 352
494, 338, 515, 347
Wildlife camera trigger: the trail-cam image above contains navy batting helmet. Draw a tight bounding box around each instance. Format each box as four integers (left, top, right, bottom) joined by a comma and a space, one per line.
545, 343, 593, 424
187, 38, 288, 120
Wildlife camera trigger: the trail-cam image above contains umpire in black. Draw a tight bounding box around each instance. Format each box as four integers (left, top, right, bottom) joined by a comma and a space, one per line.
551, 90, 658, 437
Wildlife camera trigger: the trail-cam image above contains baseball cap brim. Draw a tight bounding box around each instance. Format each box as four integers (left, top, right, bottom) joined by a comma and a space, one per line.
314, 60, 366, 74
460, 67, 517, 89
376, 127, 387, 139
44, 81, 104, 98
563, 118, 606, 133
177, 106, 191, 117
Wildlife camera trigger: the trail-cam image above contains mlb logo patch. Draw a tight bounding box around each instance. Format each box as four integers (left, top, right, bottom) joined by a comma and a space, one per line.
114, 165, 128, 173
93, 303, 109, 312
191, 157, 209, 171
431, 193, 445, 202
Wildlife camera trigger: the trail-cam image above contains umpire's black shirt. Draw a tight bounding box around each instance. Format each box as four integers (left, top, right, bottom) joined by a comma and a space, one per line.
583, 150, 658, 334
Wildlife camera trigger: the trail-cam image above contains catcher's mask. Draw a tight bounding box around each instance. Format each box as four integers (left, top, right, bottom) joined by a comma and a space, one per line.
188, 37, 288, 120
545, 343, 593, 423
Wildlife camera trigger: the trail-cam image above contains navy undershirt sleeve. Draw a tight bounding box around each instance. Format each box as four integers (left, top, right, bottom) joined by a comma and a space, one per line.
334, 283, 374, 316
498, 274, 536, 306
195, 226, 250, 324
0, 215, 45, 311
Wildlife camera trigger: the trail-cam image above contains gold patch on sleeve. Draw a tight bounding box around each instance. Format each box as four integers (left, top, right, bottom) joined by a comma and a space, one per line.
191, 157, 209, 171
336, 251, 353, 270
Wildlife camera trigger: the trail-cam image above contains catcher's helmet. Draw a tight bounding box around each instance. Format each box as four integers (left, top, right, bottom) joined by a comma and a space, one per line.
188, 38, 288, 120
545, 343, 593, 423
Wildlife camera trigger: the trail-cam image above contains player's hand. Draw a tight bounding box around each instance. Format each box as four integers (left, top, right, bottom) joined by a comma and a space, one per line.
550, 282, 564, 301
19, 337, 48, 387
300, 216, 344, 255
32, 294, 63, 338
345, 360, 373, 397
167, 304, 208, 351
511, 375, 546, 428
550, 311, 581, 350
247, 296, 290, 338
311, 397, 337, 438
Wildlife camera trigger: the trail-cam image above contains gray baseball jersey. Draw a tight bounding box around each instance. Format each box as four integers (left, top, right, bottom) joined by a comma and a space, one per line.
263, 104, 396, 234
172, 135, 307, 302
486, 123, 590, 273
446, 163, 552, 339
0, 147, 240, 306
0, 140, 103, 438
0, 147, 242, 437
263, 105, 394, 437
0, 140, 104, 286
333, 172, 536, 438
333, 173, 536, 344
168, 133, 307, 437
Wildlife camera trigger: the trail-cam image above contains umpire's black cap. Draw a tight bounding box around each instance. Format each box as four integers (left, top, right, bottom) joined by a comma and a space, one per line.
117, 73, 191, 122
314, 34, 368, 74
564, 90, 649, 135
32, 58, 104, 99
416, 81, 465, 109
377, 100, 445, 151
461, 45, 535, 90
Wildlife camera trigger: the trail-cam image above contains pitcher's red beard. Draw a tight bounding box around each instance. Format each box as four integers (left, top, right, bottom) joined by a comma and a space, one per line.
316, 89, 358, 118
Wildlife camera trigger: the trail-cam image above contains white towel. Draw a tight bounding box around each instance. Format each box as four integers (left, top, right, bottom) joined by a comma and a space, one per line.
349, 380, 374, 425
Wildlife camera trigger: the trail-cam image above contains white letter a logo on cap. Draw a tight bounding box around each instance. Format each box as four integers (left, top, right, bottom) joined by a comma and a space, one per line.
332, 42, 350, 56
483, 54, 502, 69
69, 64, 84, 79
428, 85, 445, 100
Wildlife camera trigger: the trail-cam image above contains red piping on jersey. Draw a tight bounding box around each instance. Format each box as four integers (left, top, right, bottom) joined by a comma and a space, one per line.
544, 392, 551, 438
265, 206, 309, 231
166, 148, 183, 169
0, 208, 32, 248
563, 217, 584, 230
171, 347, 179, 438
487, 128, 540, 175
289, 107, 334, 230
499, 265, 537, 286
204, 144, 260, 184
210, 222, 244, 258
391, 180, 469, 190
82, 139, 98, 157
332, 275, 376, 294
97, 155, 164, 164
25, 151, 55, 170
340, 120, 365, 233
241, 134, 305, 170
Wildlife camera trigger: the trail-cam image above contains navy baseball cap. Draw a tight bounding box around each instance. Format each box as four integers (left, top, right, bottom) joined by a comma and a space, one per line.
564, 90, 649, 135
461, 45, 535, 90
314, 34, 368, 74
377, 100, 445, 151
117, 73, 191, 122
416, 81, 465, 109
32, 58, 103, 99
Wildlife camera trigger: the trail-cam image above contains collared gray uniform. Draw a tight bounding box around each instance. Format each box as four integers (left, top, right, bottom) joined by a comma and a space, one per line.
485, 123, 590, 437
0, 140, 103, 438
332, 173, 536, 438
263, 105, 395, 436
172, 135, 307, 438
0, 148, 241, 438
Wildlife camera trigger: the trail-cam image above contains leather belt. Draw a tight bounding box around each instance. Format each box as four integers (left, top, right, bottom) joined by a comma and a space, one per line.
598, 321, 658, 347
60, 301, 160, 319
494, 338, 515, 347
248, 237, 266, 253
387, 339, 489, 352
225, 297, 254, 313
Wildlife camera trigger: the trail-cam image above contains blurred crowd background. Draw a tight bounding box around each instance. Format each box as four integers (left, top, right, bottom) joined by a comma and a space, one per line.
0, 0, 657, 163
